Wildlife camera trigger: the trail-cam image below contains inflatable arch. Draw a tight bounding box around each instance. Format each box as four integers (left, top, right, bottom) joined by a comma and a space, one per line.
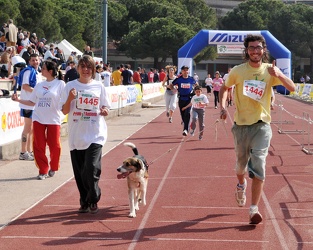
178, 30, 291, 94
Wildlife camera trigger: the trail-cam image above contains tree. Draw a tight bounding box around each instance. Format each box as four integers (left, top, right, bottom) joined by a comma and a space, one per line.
0, 0, 20, 25
270, 4, 313, 76
117, 0, 217, 67
219, 0, 313, 79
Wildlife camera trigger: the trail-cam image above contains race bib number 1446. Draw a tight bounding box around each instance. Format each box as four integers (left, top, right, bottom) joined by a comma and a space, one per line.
243, 80, 266, 101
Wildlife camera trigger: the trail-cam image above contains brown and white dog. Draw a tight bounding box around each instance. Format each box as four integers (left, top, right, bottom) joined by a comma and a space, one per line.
117, 142, 149, 218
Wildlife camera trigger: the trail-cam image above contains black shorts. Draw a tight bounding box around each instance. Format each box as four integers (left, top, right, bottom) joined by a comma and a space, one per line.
20, 109, 33, 118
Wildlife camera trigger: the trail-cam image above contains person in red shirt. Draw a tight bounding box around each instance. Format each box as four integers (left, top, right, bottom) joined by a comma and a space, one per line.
159, 68, 166, 82
148, 68, 154, 83
133, 67, 142, 83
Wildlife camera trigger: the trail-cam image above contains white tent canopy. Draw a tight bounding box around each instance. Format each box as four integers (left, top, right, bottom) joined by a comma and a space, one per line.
56, 39, 83, 60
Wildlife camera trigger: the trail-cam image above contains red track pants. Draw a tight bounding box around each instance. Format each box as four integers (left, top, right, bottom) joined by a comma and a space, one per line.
33, 121, 61, 175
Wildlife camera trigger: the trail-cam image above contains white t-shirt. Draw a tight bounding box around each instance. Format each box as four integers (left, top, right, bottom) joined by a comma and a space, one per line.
101, 71, 111, 87
191, 94, 209, 110
59, 79, 111, 150
19, 69, 42, 110
29, 79, 65, 124
205, 77, 213, 87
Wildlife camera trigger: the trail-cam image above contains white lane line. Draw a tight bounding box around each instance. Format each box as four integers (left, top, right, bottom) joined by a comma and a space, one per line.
1, 235, 122, 240
128, 139, 184, 250
262, 192, 289, 250
162, 206, 248, 210
157, 220, 248, 225
24, 218, 132, 223
148, 237, 269, 243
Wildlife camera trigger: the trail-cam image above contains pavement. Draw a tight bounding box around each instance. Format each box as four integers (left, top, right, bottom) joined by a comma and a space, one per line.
0, 97, 166, 229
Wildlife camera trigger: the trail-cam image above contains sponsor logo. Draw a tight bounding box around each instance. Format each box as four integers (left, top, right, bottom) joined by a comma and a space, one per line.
210, 33, 246, 43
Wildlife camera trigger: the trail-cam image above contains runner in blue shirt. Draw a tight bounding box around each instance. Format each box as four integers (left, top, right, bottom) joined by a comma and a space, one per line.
172, 65, 197, 136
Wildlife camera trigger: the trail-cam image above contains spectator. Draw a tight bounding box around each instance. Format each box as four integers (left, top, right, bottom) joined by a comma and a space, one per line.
111, 66, 121, 85
64, 61, 79, 83
22, 46, 34, 65
6, 19, 18, 47
153, 68, 159, 82
59, 55, 111, 214
55, 48, 65, 66
83, 45, 94, 57
140, 68, 148, 83
133, 67, 142, 84
101, 65, 112, 87
18, 54, 42, 161
95, 64, 103, 82
159, 68, 166, 82
148, 68, 154, 83
44, 47, 60, 63
121, 64, 133, 85
11, 60, 65, 180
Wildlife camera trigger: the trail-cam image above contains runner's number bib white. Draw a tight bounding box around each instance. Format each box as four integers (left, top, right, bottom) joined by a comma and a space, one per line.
243, 80, 266, 101
76, 90, 100, 111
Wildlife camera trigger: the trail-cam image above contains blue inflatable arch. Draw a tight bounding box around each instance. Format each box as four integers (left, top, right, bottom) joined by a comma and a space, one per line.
178, 30, 291, 94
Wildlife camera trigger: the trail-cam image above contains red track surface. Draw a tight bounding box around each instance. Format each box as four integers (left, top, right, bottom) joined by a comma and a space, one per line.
1, 94, 313, 249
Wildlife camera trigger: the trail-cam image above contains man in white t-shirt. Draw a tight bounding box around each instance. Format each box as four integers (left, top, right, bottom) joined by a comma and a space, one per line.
19, 54, 42, 161
101, 65, 112, 87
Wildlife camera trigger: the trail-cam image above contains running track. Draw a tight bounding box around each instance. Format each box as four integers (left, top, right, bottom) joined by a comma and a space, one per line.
1, 94, 313, 250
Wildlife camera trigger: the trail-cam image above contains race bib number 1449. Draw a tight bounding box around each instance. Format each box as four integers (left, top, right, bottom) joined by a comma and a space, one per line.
243, 80, 266, 101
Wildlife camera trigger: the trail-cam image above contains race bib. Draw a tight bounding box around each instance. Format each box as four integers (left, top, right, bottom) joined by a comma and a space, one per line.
243, 80, 266, 101
76, 90, 100, 111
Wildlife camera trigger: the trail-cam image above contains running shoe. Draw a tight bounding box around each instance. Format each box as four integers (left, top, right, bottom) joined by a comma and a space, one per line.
235, 179, 247, 207
89, 203, 99, 214
37, 174, 48, 180
182, 130, 188, 136
48, 170, 55, 177
19, 152, 34, 161
78, 204, 89, 213
249, 206, 263, 224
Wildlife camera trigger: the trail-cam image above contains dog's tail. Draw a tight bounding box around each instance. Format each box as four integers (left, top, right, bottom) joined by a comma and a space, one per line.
124, 142, 138, 155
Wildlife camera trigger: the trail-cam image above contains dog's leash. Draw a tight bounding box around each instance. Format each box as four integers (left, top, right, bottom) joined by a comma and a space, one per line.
148, 115, 229, 166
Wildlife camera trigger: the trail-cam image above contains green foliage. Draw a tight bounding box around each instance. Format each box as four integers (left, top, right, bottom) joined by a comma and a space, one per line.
220, 0, 313, 76
0, 0, 20, 25
117, 0, 217, 66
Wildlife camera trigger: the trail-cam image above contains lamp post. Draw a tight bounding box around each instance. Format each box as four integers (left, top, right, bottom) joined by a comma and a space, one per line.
102, 0, 108, 64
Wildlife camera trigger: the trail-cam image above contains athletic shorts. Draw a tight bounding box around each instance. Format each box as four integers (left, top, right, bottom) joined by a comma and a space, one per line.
231, 121, 272, 181
20, 109, 33, 119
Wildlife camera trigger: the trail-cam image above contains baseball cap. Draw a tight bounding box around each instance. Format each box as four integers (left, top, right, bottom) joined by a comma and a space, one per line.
181, 65, 189, 70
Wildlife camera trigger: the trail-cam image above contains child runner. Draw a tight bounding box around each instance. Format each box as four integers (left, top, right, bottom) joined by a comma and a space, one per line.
182, 85, 209, 140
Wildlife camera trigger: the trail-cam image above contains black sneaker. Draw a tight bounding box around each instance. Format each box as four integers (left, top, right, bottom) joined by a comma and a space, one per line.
78, 204, 89, 213
48, 170, 55, 177
89, 203, 99, 214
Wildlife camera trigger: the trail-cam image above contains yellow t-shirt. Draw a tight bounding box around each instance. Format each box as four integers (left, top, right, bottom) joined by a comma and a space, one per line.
112, 70, 121, 86
225, 62, 281, 125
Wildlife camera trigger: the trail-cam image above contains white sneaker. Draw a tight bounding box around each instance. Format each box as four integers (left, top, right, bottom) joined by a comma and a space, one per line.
190, 129, 195, 136
235, 179, 247, 207
249, 206, 263, 224
19, 152, 34, 161
37, 174, 48, 180
182, 130, 188, 136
